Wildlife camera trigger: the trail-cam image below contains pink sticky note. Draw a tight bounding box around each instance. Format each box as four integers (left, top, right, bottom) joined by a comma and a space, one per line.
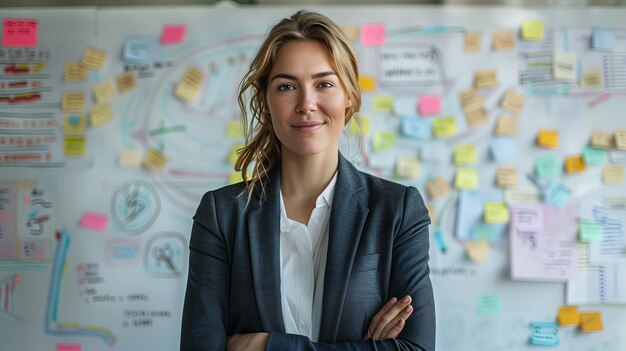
2, 18, 38, 48
360, 23, 385, 46
161, 24, 186, 45
418, 95, 441, 116
56, 343, 81, 351
79, 211, 108, 232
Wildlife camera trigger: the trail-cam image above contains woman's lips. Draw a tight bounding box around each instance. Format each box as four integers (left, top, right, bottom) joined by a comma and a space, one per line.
292, 123, 323, 132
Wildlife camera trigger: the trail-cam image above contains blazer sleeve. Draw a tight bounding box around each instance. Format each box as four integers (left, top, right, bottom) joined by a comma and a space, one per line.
181, 191, 230, 351
265, 186, 435, 351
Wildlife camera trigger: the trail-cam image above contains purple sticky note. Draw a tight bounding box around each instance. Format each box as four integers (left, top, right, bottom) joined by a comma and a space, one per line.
79, 211, 108, 232
161, 24, 186, 45
56, 343, 81, 351
418, 95, 441, 116
360, 23, 385, 46
2, 18, 38, 48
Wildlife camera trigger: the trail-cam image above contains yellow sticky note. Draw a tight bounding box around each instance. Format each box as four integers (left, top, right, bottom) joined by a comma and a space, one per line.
396, 156, 420, 178
465, 241, 489, 262
372, 132, 396, 152
228, 144, 244, 165
500, 90, 525, 116
63, 115, 86, 135
454, 144, 477, 165
581, 69, 603, 88
142, 148, 168, 172
359, 76, 376, 91
116, 72, 137, 94
615, 130, 626, 150
81, 47, 108, 70
495, 115, 517, 136
426, 176, 451, 200
227, 120, 244, 138
63, 62, 87, 82
433, 117, 457, 138
496, 167, 518, 189
579, 311, 603, 333
554, 52, 577, 81
64, 136, 86, 158
118, 148, 143, 167
229, 171, 244, 184
474, 69, 498, 89
493, 30, 516, 50
90, 103, 113, 127
465, 108, 488, 128
590, 131, 613, 149
459, 88, 484, 113
565, 155, 586, 174
603, 164, 624, 184
175, 65, 205, 102
557, 306, 580, 327
373, 95, 394, 113
348, 116, 371, 136
484, 202, 510, 223
92, 80, 116, 104
455, 167, 479, 190
537, 129, 559, 149
341, 25, 360, 42
521, 19, 545, 41
61, 91, 85, 111
464, 32, 482, 52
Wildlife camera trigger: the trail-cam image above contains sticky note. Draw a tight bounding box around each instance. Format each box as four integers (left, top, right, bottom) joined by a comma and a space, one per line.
459, 88, 483, 113
81, 47, 108, 70
553, 52, 577, 81
496, 167, 517, 188
543, 180, 570, 208
464, 32, 482, 52
537, 129, 559, 149
90, 104, 113, 127
142, 148, 168, 172
79, 211, 108, 232
418, 95, 441, 116
348, 116, 371, 136
228, 144, 244, 165
490, 138, 517, 162
592, 27, 614, 51
535, 155, 562, 178
579, 219, 603, 242
579, 311, 603, 332
358, 76, 376, 91
530, 322, 560, 346
64, 136, 86, 158
581, 69, 603, 88
63, 63, 87, 83
161, 24, 186, 45
229, 171, 244, 184
118, 148, 142, 167
521, 20, 544, 41
564, 155, 586, 174
465, 108, 488, 127
465, 241, 489, 262
92, 80, 116, 104
583, 146, 607, 166
360, 23, 386, 46
425, 176, 450, 200
2, 18, 38, 47
492, 30, 516, 50
615, 130, 626, 150
372, 132, 396, 152
484, 202, 510, 223
175, 65, 205, 102
116, 72, 137, 94
473, 69, 498, 89
61, 92, 85, 111
500, 90, 525, 116
557, 306, 580, 326
455, 168, 478, 190
227, 120, 244, 138
123, 39, 150, 63
454, 144, 477, 165
590, 131, 613, 149
63, 115, 86, 135
396, 156, 420, 178
373, 95, 394, 113
495, 115, 517, 136
56, 343, 81, 351
478, 294, 501, 316
433, 117, 457, 138
401, 117, 430, 139
603, 164, 624, 184
341, 25, 359, 42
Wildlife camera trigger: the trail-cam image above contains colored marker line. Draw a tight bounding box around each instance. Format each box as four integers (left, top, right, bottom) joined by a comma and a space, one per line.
148, 125, 186, 136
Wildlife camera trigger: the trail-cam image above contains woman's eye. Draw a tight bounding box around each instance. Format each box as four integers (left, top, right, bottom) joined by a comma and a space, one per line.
277, 84, 294, 91
319, 82, 334, 88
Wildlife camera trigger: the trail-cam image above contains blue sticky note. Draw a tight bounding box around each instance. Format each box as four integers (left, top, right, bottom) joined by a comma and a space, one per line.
123, 39, 150, 63
592, 27, 614, 51
543, 180, 570, 208
530, 322, 560, 346
583, 145, 607, 166
535, 155, 562, 178
401, 117, 431, 139
490, 138, 517, 162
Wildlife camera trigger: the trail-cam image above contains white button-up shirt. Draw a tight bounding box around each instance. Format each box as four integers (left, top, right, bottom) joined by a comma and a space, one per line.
279, 172, 336, 342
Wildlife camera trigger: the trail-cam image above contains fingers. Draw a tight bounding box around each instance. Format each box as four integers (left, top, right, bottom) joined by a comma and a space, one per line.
380, 304, 413, 339
368, 295, 413, 340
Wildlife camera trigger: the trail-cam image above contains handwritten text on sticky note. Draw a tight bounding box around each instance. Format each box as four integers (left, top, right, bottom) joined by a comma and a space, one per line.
2, 18, 38, 47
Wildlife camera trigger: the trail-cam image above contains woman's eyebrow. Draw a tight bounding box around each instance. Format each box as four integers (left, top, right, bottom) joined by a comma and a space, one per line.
270, 71, 337, 82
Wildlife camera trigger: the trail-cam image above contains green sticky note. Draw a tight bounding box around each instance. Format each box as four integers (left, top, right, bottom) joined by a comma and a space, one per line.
535, 155, 562, 178
373, 95, 394, 113
580, 219, 603, 242
583, 146, 607, 166
372, 132, 396, 152
478, 294, 501, 316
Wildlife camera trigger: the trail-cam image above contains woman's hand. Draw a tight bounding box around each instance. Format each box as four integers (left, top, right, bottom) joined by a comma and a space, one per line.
227, 333, 269, 351
364, 295, 413, 340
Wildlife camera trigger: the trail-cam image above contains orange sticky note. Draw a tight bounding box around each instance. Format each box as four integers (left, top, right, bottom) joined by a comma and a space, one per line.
590, 131, 613, 149
465, 108, 488, 128
359, 76, 376, 91
341, 25, 360, 42
495, 115, 517, 136
465, 241, 489, 262
557, 306, 579, 327
616, 130, 626, 150
565, 155, 586, 174
537, 129, 559, 149
464, 32, 482, 52
500, 90, 525, 116
579, 311, 603, 332
426, 176, 451, 200
474, 69, 498, 89
360, 23, 385, 46
116, 72, 137, 94
2, 18, 38, 47
493, 30, 516, 50
496, 167, 517, 189
79, 211, 108, 232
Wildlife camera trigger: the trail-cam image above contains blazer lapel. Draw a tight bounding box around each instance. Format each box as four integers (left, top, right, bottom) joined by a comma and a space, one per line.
319, 154, 369, 343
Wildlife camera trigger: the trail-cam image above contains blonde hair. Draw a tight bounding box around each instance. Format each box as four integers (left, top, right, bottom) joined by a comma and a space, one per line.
235, 10, 362, 204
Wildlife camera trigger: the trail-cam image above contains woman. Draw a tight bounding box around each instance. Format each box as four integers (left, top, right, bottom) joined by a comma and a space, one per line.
181, 10, 435, 351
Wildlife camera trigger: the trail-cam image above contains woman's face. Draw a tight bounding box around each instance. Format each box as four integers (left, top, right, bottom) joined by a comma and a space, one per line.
265, 40, 351, 159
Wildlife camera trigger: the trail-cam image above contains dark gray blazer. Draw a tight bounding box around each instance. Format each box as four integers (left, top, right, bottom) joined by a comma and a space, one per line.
181, 154, 435, 350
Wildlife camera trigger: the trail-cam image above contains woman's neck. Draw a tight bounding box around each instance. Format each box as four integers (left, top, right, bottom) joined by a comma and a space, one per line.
280, 148, 339, 204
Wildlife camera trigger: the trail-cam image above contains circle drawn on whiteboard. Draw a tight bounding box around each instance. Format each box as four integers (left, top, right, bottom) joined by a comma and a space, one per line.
111, 180, 160, 235
145, 232, 186, 278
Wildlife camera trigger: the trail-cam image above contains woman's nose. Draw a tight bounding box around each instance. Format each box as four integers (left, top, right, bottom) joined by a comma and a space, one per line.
295, 88, 316, 114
